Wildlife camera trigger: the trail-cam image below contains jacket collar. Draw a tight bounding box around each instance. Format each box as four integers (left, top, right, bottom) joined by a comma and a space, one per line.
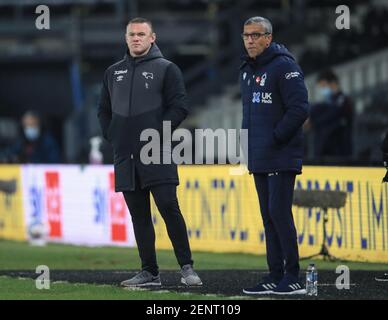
240, 42, 295, 69
124, 43, 164, 64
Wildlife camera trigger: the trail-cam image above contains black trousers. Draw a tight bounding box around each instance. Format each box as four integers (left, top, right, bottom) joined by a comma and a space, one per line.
254, 172, 300, 281
123, 179, 193, 276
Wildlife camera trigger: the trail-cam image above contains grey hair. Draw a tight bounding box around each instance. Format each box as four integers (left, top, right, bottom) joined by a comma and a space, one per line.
244, 16, 273, 34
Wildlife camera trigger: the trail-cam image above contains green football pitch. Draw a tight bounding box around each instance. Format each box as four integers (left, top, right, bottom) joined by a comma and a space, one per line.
0, 240, 386, 300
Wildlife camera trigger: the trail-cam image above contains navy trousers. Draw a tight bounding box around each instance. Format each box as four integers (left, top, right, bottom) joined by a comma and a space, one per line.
254, 172, 300, 281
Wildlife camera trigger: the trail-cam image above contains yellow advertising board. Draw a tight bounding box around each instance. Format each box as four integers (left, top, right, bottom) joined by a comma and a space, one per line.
153, 165, 388, 263
0, 165, 25, 241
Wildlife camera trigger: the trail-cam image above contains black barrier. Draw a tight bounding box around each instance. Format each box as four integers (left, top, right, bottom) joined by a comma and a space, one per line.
293, 189, 347, 261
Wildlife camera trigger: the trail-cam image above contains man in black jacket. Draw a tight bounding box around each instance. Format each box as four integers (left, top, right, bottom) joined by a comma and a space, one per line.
98, 17, 202, 287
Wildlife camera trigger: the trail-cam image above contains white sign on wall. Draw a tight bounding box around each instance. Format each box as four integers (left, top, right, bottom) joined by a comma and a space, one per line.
22, 165, 135, 247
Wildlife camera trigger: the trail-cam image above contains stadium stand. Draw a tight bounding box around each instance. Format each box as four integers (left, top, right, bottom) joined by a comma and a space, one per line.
0, 0, 387, 164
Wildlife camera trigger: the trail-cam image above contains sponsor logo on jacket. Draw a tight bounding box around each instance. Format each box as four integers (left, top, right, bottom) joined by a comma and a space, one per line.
285, 71, 300, 79
114, 69, 128, 75
142, 71, 154, 79
114, 69, 128, 82
259, 73, 267, 86
252, 92, 272, 104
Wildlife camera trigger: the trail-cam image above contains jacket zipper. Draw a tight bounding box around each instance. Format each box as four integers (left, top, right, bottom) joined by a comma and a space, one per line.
129, 62, 136, 191
129, 61, 136, 117
129, 60, 136, 161
248, 70, 254, 169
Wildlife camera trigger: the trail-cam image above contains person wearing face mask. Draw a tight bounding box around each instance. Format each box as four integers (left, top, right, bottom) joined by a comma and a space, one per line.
309, 69, 354, 159
5, 111, 61, 163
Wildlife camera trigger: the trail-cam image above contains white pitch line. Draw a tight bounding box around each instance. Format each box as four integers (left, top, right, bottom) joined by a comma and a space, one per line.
317, 283, 357, 287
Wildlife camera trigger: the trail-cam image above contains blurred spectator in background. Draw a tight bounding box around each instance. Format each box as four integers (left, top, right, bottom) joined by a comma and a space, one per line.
3, 110, 61, 163
308, 69, 354, 159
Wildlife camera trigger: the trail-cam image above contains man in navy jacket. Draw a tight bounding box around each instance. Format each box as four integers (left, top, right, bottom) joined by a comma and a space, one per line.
240, 17, 309, 295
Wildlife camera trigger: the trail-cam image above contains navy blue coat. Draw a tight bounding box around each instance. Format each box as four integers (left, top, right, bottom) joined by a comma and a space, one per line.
240, 42, 309, 174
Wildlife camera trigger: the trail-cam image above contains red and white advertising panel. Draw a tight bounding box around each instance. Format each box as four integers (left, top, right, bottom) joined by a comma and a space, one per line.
109, 172, 128, 243
45, 171, 62, 239
22, 165, 135, 247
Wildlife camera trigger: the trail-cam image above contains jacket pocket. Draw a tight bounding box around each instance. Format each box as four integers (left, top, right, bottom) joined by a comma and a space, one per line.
107, 116, 118, 142
114, 156, 134, 190
106, 123, 113, 142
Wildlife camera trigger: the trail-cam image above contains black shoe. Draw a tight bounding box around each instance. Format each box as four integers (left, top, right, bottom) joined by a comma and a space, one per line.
243, 276, 280, 295
272, 274, 306, 295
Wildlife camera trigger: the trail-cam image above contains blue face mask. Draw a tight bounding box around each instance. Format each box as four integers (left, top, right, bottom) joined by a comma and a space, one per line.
318, 87, 332, 102
24, 126, 40, 141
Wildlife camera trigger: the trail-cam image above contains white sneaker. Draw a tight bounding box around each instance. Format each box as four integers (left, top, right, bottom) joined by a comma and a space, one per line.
375, 273, 388, 282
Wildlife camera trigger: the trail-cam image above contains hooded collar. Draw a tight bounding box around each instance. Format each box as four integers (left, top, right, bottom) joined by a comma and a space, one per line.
240, 42, 295, 69
125, 43, 164, 64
